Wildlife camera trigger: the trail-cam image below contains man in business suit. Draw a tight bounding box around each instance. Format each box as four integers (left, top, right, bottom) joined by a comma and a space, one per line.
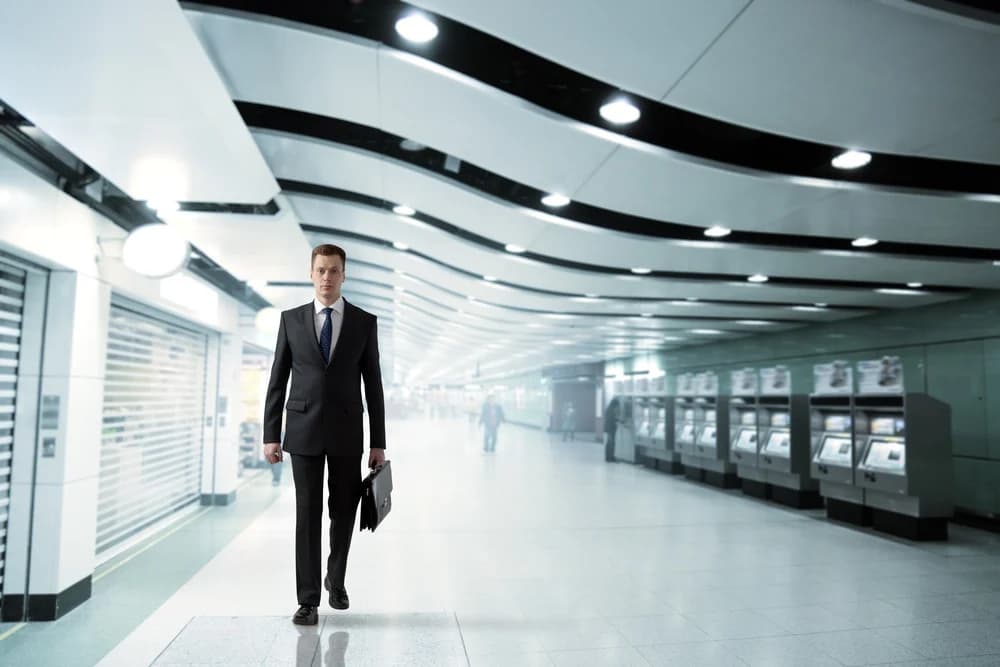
263, 243, 386, 626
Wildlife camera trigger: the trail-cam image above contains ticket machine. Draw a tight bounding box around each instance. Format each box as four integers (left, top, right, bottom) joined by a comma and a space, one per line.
682, 371, 736, 488
758, 395, 819, 508
853, 356, 952, 540
809, 360, 867, 524
614, 394, 636, 463
674, 398, 699, 461
729, 368, 765, 496
637, 396, 681, 474
634, 397, 652, 447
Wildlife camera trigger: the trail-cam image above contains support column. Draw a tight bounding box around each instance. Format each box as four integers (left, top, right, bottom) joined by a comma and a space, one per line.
4, 271, 109, 621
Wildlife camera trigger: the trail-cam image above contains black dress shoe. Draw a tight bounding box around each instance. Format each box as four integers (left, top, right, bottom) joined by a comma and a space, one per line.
324, 574, 350, 610
292, 605, 318, 625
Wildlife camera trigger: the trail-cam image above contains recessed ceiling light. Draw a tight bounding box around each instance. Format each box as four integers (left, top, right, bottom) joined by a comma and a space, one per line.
399, 139, 425, 151
552, 340, 573, 346
640, 313, 654, 318
747, 274, 769, 283
393, 286, 405, 292
393, 204, 416, 216
993, 260, 1000, 267
792, 305, 823, 312
483, 275, 497, 282
541, 193, 570, 207
832, 150, 872, 170
393, 241, 409, 250
691, 329, 725, 335
876, 288, 923, 295
599, 98, 641, 124
704, 225, 731, 238
585, 293, 599, 298
738, 320, 772, 326
394, 269, 405, 275
395, 13, 438, 43
906, 282, 923, 288
663, 336, 684, 341
505, 243, 525, 254
852, 237, 878, 247
630, 267, 651, 275
815, 302, 827, 308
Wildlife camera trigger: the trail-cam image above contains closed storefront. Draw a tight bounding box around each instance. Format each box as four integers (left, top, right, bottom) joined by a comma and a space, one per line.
97, 302, 209, 556
0, 260, 26, 607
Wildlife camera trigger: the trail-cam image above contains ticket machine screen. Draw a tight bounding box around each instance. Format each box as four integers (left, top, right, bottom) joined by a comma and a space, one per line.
734, 429, 757, 451
704, 409, 716, 422
764, 431, 791, 453
678, 423, 695, 443
817, 435, 852, 464
770, 412, 790, 427
698, 425, 717, 446
870, 417, 904, 436
864, 439, 906, 471
740, 411, 756, 425
683, 409, 695, 421
823, 415, 851, 432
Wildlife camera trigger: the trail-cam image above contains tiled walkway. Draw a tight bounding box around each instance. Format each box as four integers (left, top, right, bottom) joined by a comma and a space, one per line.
32, 417, 1000, 665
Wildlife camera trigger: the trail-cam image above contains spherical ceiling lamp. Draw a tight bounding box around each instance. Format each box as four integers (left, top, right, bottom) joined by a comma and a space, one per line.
122, 223, 189, 278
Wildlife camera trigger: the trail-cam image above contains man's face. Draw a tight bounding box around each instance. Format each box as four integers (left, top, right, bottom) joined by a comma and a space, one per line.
311, 254, 345, 303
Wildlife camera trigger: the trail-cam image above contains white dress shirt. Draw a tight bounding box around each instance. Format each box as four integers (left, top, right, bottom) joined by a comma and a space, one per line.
314, 296, 345, 362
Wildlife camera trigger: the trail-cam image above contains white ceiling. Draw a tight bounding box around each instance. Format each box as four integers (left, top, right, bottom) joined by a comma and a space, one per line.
413, 0, 1000, 163
0, 0, 278, 204
8, 2, 995, 385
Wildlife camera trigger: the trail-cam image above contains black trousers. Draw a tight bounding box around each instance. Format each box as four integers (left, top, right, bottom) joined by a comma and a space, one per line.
290, 453, 362, 606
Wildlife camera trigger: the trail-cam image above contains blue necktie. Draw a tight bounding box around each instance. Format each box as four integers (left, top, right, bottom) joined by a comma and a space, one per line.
320, 307, 333, 362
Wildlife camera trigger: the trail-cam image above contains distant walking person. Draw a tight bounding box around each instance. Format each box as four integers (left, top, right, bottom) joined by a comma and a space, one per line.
479, 394, 505, 452
604, 398, 620, 462
561, 402, 577, 441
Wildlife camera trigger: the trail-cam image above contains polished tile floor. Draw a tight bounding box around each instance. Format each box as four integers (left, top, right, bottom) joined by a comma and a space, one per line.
29, 417, 1000, 665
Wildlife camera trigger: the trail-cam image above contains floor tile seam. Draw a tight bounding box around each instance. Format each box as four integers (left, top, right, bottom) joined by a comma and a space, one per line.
146, 615, 195, 665
451, 611, 473, 667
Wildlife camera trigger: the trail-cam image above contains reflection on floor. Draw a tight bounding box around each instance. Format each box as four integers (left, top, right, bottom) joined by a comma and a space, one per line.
15, 417, 1000, 666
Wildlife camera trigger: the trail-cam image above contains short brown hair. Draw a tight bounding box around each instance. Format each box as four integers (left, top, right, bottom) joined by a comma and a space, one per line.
311, 244, 346, 269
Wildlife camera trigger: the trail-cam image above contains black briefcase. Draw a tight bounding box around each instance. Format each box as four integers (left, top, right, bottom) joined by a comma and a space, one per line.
359, 461, 392, 532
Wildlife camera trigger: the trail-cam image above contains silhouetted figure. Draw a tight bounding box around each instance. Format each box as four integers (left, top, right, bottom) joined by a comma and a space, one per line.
604, 398, 620, 462
479, 394, 505, 452
561, 402, 577, 441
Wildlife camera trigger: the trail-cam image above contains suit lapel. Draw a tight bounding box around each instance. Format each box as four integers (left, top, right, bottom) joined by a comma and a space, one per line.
301, 303, 327, 366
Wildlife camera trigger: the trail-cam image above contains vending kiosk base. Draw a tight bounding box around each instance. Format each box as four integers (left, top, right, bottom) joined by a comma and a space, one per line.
743, 479, 770, 499
684, 466, 704, 482
826, 498, 873, 526
705, 470, 740, 489
772, 485, 823, 509
871, 508, 948, 541
637, 448, 684, 475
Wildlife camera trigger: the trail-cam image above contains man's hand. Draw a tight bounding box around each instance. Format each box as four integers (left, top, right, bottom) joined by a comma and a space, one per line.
264, 442, 283, 464
368, 448, 386, 469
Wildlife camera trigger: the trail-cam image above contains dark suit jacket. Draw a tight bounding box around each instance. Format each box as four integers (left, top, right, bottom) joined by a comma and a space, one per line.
263, 299, 386, 456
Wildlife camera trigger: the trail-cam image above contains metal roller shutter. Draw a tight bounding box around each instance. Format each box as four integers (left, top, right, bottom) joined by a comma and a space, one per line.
97, 304, 208, 555
0, 262, 26, 606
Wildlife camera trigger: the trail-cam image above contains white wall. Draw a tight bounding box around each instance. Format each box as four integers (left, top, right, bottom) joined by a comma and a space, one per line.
0, 150, 250, 603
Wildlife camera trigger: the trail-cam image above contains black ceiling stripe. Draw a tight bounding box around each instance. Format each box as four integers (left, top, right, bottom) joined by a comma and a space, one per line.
193, 1, 1000, 195
242, 102, 1000, 265
292, 191, 969, 294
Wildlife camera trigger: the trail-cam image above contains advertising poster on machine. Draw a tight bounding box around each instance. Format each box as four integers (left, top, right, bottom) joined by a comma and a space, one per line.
813, 360, 853, 395
857, 356, 903, 394
730, 368, 757, 396
676, 372, 695, 396
760, 365, 791, 396
696, 371, 719, 396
